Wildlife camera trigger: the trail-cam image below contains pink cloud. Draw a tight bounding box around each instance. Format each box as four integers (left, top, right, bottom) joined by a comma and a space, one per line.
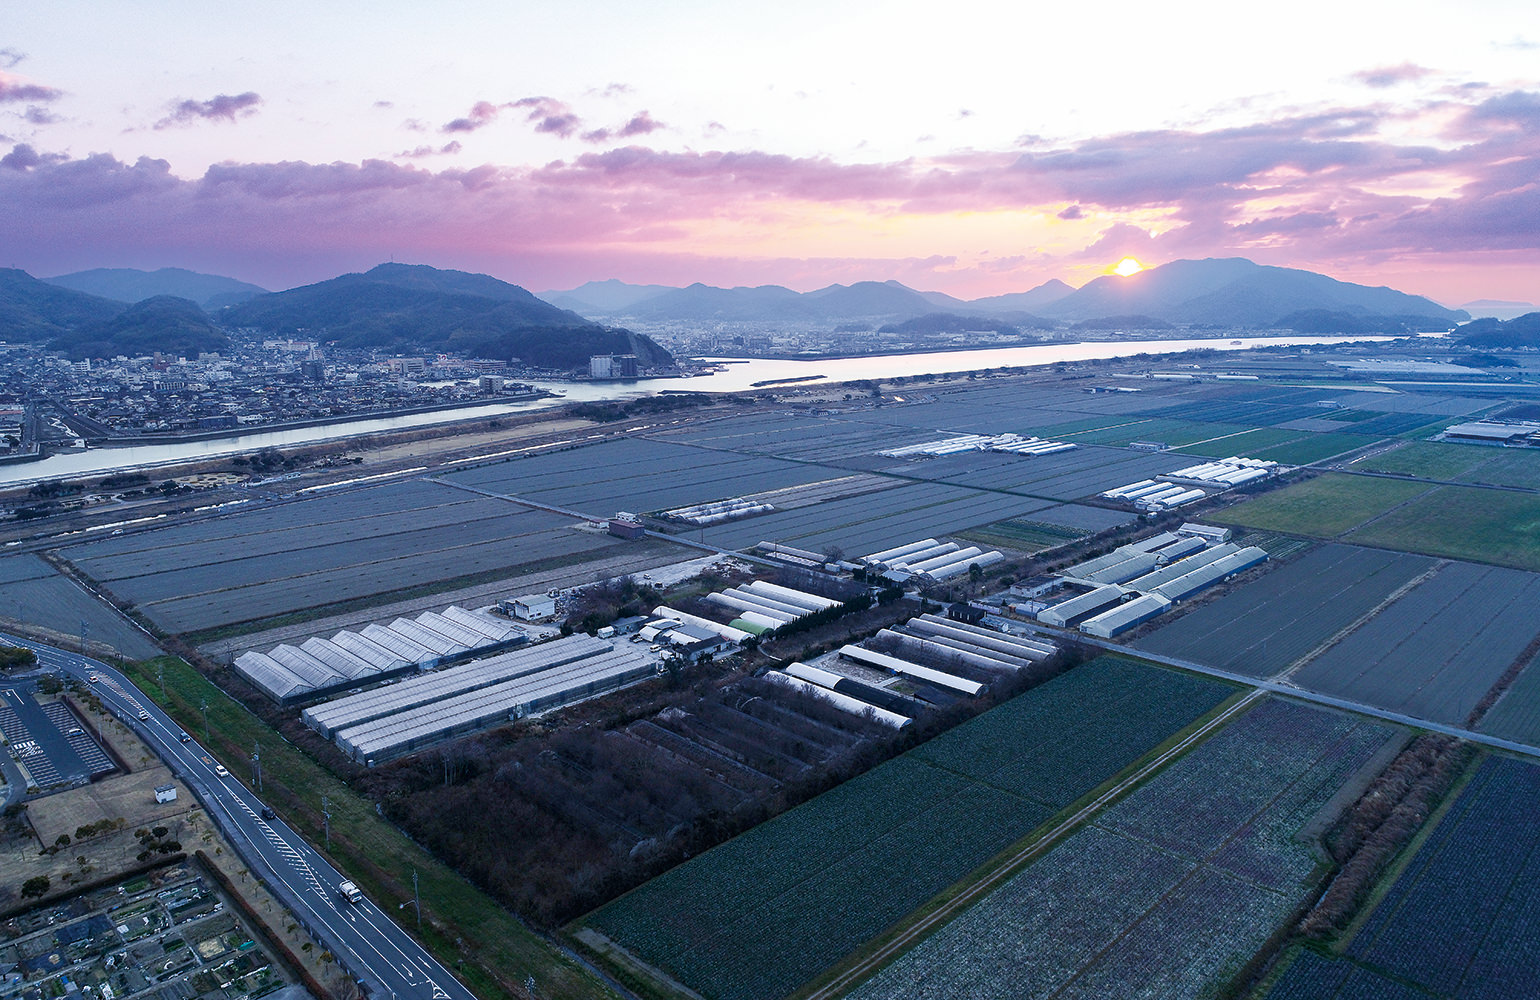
1354, 63, 1435, 88
511, 96, 581, 138
154, 92, 262, 129
442, 100, 502, 133
0, 70, 61, 103
4, 88, 1539, 302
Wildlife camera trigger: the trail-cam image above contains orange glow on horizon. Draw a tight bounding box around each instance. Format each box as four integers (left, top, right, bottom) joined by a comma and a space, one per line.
1113, 256, 1145, 276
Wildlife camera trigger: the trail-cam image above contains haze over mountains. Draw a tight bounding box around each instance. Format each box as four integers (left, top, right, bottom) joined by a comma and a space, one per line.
542, 258, 1469, 330
45, 267, 270, 311
4, 256, 1531, 365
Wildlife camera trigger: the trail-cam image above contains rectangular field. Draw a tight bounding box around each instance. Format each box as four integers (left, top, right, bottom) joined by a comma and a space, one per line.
848, 698, 1395, 1000
1350, 440, 1495, 481
1290, 562, 1540, 725
1345, 484, 1540, 572
57, 478, 636, 634
1134, 544, 1437, 678
580, 657, 1234, 1000
0, 554, 161, 658
1263, 755, 1540, 1000
1456, 447, 1540, 490
1214, 473, 1434, 537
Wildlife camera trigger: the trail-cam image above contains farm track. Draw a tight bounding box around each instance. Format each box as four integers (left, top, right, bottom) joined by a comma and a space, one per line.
1273, 560, 1448, 684
804, 689, 1265, 1000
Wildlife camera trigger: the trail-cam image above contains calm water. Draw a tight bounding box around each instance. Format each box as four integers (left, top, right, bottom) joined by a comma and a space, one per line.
3, 334, 1390, 486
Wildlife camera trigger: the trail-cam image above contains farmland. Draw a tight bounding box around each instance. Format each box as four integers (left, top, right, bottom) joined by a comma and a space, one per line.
58, 478, 633, 634
1214, 473, 1433, 537
1352, 440, 1495, 481
847, 698, 1395, 1000
1290, 561, 1540, 725
579, 657, 1234, 1000
1135, 544, 1437, 678
1346, 484, 1540, 572
1261, 755, 1540, 1000
0, 553, 160, 657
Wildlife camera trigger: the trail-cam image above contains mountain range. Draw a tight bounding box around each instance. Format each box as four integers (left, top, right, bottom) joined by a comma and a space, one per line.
45, 267, 269, 310
2, 257, 1484, 364
539, 259, 1466, 330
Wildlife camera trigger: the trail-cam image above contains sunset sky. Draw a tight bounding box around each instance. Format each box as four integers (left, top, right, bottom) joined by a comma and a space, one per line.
3, 0, 1538, 304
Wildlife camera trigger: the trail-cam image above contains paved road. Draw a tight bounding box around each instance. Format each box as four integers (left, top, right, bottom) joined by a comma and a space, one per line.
1, 633, 474, 1000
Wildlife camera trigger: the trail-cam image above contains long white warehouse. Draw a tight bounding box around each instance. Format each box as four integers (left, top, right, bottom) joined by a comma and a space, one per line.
762, 672, 911, 728
837, 644, 985, 696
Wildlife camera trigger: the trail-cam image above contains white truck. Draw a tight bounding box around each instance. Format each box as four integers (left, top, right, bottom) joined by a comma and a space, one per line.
338, 880, 363, 904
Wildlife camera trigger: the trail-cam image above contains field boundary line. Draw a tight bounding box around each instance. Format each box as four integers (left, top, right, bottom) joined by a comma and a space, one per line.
801, 688, 1264, 1000
1273, 561, 1448, 684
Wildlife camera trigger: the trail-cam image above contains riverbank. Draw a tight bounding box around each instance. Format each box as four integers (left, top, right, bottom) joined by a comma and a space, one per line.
78, 389, 555, 448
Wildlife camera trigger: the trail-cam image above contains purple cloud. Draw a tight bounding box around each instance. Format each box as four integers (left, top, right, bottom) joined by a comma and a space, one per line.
1058, 205, 1084, 220
442, 100, 502, 133
0, 71, 61, 103
617, 111, 663, 138
512, 96, 581, 138
0, 48, 24, 69
154, 92, 262, 129
22, 105, 60, 125
1354, 63, 1433, 88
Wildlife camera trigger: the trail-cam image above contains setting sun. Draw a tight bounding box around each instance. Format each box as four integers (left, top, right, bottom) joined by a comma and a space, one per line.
1113, 256, 1145, 276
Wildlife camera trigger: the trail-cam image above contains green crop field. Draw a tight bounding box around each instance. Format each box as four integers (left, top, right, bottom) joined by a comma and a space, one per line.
960, 517, 1089, 553
1352, 440, 1494, 481
578, 657, 1234, 1000
1058, 418, 1247, 448
1347, 484, 1540, 571
1457, 447, 1540, 490
1215, 473, 1433, 538
1250, 432, 1381, 466
1173, 426, 1306, 457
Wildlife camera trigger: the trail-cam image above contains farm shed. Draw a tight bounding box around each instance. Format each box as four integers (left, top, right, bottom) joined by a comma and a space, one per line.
1037, 586, 1126, 627
783, 662, 929, 716
837, 644, 986, 696
1122, 544, 1240, 593
1080, 594, 1172, 638
335, 646, 658, 763
302, 634, 613, 738
1152, 546, 1269, 602
762, 671, 911, 728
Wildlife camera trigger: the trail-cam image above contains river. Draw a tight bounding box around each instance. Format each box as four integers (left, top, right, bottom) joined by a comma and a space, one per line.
4, 334, 1392, 486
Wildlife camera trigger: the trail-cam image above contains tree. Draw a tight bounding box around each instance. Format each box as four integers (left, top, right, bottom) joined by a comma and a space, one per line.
0, 646, 37, 670
20, 875, 49, 898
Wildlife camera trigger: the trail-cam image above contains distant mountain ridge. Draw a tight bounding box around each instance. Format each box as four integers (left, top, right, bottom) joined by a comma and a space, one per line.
0, 268, 126, 341
1037, 258, 1466, 327
538, 263, 1458, 330
222, 263, 673, 370
45, 267, 268, 310
52, 296, 229, 360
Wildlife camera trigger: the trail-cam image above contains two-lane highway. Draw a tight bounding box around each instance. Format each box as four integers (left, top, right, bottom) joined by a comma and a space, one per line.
3, 634, 476, 1000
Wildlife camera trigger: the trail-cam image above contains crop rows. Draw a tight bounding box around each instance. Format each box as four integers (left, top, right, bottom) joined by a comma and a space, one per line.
139, 525, 616, 632
0, 568, 161, 658
0, 553, 56, 586
1347, 756, 1540, 996
1135, 544, 1436, 677
1293, 562, 1540, 724
698, 482, 1064, 554
584, 657, 1229, 1000
1348, 484, 1540, 572
849, 698, 1390, 1000
65, 478, 462, 556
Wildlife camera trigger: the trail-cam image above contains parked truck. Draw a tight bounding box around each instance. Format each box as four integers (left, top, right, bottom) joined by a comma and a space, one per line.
339, 880, 363, 904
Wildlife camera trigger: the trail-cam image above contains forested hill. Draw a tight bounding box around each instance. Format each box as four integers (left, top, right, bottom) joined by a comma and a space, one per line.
222, 263, 673, 370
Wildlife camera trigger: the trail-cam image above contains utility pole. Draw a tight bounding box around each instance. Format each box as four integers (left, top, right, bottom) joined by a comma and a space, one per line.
251, 741, 262, 792
200, 698, 209, 740
322, 795, 331, 850
157, 663, 165, 696
412, 868, 420, 929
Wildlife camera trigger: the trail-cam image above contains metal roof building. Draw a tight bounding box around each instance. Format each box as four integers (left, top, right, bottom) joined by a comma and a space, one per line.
1080, 594, 1172, 638
303, 634, 613, 738
1122, 544, 1240, 593
837, 644, 985, 696
335, 646, 656, 762
762, 672, 910, 728
1152, 547, 1269, 602
329, 631, 414, 672
1037, 585, 1126, 627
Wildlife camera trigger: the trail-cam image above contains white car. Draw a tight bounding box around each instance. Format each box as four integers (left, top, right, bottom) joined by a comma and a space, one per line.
213, 764, 229, 777
89, 673, 99, 683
